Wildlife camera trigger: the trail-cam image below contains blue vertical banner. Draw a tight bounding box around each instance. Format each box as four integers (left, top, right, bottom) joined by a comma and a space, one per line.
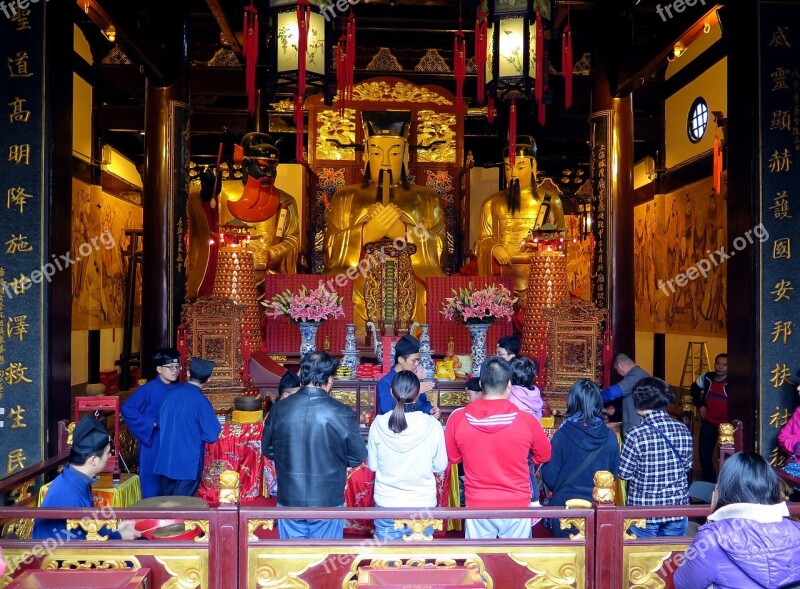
758, 2, 800, 465
0, 3, 45, 476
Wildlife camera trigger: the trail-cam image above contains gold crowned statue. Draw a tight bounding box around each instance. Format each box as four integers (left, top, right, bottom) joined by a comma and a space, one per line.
324, 110, 447, 335
476, 136, 565, 307
221, 132, 300, 275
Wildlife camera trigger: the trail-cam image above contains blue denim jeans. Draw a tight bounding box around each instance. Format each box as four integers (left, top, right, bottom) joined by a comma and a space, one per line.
629, 518, 688, 537
277, 503, 345, 540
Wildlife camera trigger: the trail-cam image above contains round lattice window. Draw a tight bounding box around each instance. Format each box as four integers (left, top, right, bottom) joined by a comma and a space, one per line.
687, 97, 709, 144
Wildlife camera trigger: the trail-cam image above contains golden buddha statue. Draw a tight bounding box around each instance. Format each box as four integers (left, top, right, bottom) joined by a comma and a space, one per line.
476, 136, 565, 307
187, 134, 300, 298
323, 111, 447, 334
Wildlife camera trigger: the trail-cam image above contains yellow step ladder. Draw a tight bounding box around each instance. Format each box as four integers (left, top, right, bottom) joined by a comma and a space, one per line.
679, 341, 711, 392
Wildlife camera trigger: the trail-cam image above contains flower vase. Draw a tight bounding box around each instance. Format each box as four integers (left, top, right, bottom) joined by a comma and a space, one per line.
341, 324, 360, 372
467, 322, 492, 377
419, 324, 435, 379
298, 320, 322, 358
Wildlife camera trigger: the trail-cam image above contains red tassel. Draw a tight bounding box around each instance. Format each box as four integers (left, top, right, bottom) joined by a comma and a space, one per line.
243, 3, 259, 115
602, 329, 613, 388
297, 0, 310, 95
487, 96, 495, 124
475, 7, 488, 105
346, 14, 356, 103
454, 30, 466, 114
713, 130, 723, 194
535, 7, 543, 106
562, 23, 573, 110
294, 94, 305, 162
509, 99, 517, 168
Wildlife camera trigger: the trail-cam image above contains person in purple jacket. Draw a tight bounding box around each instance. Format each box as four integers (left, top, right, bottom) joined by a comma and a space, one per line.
674, 452, 800, 589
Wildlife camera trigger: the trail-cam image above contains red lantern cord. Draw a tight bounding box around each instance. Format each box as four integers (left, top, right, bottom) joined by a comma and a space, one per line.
297, 0, 310, 95
294, 94, 305, 162
475, 6, 488, 105
454, 29, 466, 114
242, 2, 259, 115
535, 6, 546, 125
562, 21, 573, 110
509, 99, 517, 168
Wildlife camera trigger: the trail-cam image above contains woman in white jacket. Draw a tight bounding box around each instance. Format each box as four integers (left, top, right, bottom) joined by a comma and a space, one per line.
367, 370, 448, 540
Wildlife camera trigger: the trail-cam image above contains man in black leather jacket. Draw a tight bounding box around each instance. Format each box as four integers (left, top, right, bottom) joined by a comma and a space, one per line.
262, 351, 367, 539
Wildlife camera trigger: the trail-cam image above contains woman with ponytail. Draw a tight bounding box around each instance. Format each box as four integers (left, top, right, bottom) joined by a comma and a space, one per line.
367, 371, 448, 540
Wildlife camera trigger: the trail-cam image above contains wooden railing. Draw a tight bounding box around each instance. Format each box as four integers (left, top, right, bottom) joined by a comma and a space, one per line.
6, 499, 796, 588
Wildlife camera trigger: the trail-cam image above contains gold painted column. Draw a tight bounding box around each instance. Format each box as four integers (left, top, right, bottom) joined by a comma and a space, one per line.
141, 7, 191, 378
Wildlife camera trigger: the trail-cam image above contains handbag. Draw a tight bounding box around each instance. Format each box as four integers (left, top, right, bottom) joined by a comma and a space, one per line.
538, 444, 604, 529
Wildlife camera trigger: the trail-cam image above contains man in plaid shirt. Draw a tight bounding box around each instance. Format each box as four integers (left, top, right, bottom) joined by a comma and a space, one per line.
619, 377, 693, 537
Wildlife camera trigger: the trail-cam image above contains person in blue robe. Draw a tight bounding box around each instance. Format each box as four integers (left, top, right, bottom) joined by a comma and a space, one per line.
154, 357, 222, 496
120, 347, 181, 499
376, 334, 440, 418
33, 416, 140, 541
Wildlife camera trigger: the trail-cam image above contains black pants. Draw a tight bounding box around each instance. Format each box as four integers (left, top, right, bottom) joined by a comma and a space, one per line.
158, 475, 201, 497
158, 457, 204, 497
699, 420, 718, 483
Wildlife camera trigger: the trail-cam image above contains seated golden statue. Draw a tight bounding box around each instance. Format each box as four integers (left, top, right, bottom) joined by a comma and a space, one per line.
188, 133, 300, 288
476, 136, 565, 307
324, 111, 447, 335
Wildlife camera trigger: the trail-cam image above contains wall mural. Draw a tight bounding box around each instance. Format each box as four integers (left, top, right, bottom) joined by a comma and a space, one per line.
72, 179, 143, 330
634, 176, 727, 336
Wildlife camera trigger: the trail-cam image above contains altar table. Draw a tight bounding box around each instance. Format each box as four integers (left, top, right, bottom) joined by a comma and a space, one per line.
38, 473, 141, 508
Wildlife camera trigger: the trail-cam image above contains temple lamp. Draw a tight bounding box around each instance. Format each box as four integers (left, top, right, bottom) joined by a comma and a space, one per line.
267, 0, 335, 160
480, 0, 554, 165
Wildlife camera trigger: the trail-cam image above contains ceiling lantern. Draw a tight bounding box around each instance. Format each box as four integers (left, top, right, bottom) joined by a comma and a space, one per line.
267, 0, 334, 103
482, 0, 551, 125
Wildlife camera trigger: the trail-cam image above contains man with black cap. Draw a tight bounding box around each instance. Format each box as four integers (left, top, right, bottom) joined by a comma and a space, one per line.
154, 358, 222, 496
33, 416, 141, 541
376, 334, 440, 418
121, 347, 182, 499
277, 369, 301, 400
496, 335, 521, 362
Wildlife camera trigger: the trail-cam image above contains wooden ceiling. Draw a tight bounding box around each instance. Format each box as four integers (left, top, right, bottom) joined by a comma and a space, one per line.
75, 0, 722, 184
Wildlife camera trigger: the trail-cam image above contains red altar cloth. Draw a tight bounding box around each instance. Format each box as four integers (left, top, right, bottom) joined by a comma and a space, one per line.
199, 422, 266, 504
